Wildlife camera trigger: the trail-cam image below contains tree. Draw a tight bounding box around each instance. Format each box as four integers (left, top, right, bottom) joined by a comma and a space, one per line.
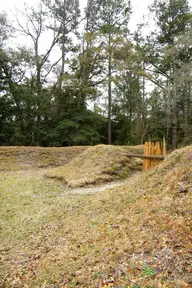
15, 1, 65, 144
0, 13, 16, 145
148, 0, 191, 148
43, 0, 80, 120
85, 0, 131, 144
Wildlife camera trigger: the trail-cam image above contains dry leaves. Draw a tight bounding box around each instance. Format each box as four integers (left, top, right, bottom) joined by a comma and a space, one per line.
0, 145, 192, 288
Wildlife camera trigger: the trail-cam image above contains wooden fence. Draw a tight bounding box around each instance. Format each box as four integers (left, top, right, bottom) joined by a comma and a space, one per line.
142, 138, 167, 172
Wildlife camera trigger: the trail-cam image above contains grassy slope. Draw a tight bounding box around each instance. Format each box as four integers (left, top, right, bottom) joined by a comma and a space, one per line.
0, 146, 191, 288
0, 146, 87, 171
45, 145, 143, 187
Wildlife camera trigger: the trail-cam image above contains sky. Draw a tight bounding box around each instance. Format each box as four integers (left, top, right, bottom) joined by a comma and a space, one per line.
0, 0, 158, 64
1, 0, 192, 36
1, 0, 155, 32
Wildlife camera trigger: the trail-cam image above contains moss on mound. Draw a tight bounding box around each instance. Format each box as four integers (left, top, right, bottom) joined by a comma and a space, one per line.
45, 144, 142, 187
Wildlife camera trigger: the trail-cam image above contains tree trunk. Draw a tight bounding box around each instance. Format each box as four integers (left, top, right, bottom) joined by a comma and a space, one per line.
165, 80, 171, 143
183, 83, 189, 141
34, 35, 42, 146
57, 37, 65, 120
57, 0, 66, 120
171, 79, 177, 149
142, 61, 146, 121
36, 68, 42, 146
108, 33, 112, 145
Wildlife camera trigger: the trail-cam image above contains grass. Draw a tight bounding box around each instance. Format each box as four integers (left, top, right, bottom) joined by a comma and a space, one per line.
0, 146, 87, 171
142, 267, 156, 278
0, 145, 192, 288
45, 144, 143, 187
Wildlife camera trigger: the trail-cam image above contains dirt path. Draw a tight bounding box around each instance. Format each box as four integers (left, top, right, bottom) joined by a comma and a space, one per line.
4, 168, 141, 195
68, 173, 141, 194
66, 182, 123, 194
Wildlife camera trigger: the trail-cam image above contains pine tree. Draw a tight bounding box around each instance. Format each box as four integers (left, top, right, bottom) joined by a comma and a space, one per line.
85, 0, 131, 144
148, 0, 191, 148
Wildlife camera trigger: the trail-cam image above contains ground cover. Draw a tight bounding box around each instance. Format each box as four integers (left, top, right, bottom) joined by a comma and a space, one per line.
0, 145, 191, 288
0, 146, 87, 171
45, 145, 143, 187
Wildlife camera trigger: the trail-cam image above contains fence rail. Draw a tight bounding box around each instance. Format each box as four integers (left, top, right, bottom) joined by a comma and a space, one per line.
127, 154, 165, 160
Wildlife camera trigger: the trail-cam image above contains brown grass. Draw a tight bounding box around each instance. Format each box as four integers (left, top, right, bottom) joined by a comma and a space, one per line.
0, 146, 87, 171
0, 145, 191, 288
45, 144, 143, 187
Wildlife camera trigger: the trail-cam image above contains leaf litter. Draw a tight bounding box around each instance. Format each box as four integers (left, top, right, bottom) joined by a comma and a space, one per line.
0, 145, 191, 288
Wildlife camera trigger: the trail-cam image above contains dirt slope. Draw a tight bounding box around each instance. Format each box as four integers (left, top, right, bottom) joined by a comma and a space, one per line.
45, 144, 143, 187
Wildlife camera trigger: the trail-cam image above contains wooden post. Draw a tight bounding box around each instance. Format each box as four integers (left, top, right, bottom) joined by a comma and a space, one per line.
142, 139, 166, 172
143, 142, 149, 172
150, 142, 155, 167
142, 142, 146, 172
152, 143, 157, 167
148, 142, 152, 169
163, 137, 167, 156
155, 142, 162, 166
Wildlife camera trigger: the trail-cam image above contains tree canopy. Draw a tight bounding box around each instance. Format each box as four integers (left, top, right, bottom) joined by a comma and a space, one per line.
0, 0, 191, 148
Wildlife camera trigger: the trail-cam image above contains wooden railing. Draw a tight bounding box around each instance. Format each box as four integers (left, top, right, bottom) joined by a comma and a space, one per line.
142, 138, 167, 172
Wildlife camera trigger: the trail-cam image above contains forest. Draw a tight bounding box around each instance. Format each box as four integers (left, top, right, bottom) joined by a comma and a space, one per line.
0, 0, 191, 148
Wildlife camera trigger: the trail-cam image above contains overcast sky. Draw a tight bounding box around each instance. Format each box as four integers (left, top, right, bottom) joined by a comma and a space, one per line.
1, 0, 155, 31
1, 0, 154, 13
1, 0, 192, 31
1, 0, 191, 54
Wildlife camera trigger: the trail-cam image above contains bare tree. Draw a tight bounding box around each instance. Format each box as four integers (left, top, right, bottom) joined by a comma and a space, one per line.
15, 1, 63, 143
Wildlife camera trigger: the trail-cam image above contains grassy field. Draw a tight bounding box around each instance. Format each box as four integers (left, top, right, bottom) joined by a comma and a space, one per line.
0, 145, 192, 288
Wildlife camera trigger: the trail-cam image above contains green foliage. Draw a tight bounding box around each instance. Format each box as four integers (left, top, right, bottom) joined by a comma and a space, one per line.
131, 284, 141, 288
57, 104, 103, 146
93, 271, 102, 280
69, 281, 77, 287
142, 266, 156, 278
0, 0, 191, 148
